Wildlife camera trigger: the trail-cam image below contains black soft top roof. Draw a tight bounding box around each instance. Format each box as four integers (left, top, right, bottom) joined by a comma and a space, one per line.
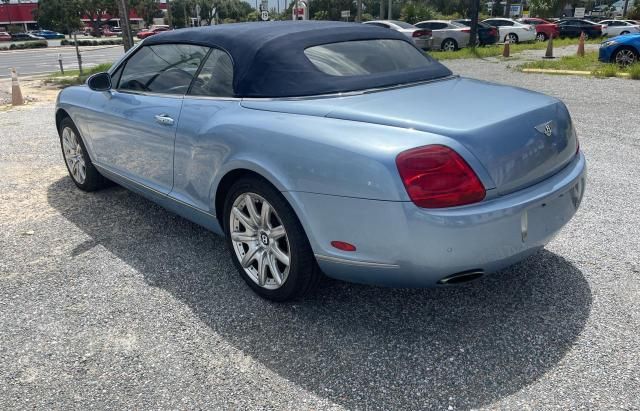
144, 21, 452, 98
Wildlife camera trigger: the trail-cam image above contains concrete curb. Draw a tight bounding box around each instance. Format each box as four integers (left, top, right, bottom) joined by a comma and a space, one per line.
521, 68, 631, 78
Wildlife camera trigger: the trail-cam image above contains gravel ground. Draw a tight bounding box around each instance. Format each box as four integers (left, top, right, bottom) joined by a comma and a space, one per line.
1, 61, 639, 410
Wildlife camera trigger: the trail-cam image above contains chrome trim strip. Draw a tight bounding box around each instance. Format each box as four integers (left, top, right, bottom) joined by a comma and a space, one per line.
241, 75, 458, 101
93, 163, 217, 218
314, 254, 399, 269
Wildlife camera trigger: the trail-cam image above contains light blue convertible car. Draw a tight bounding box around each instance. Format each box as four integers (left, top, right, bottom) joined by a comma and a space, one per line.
55, 21, 586, 301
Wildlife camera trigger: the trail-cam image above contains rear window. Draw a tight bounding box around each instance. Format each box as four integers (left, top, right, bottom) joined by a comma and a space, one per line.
304, 39, 434, 77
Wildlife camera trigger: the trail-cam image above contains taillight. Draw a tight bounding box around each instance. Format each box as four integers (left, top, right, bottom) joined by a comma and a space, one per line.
461, 28, 470, 33
396, 145, 486, 208
413, 29, 431, 37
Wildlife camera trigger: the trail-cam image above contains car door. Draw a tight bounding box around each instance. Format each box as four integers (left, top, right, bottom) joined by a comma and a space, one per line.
87, 43, 208, 194
171, 48, 238, 212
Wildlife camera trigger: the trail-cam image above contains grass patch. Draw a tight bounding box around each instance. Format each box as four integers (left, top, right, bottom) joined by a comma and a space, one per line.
431, 37, 600, 60
518, 51, 640, 79
45, 63, 113, 86
628, 63, 640, 80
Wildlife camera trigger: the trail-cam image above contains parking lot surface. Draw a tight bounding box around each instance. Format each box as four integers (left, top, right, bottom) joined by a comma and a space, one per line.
1, 61, 639, 409
0, 45, 124, 79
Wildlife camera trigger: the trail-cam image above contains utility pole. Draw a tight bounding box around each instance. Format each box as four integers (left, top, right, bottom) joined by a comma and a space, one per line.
379, 0, 383, 19
469, 0, 480, 50
387, 0, 392, 19
623, 0, 630, 18
116, 0, 134, 51
356, 0, 362, 22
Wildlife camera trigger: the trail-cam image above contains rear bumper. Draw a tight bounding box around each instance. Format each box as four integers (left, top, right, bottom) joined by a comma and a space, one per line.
286, 152, 586, 287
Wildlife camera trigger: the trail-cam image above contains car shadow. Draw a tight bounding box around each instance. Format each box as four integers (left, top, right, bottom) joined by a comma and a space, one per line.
47, 177, 592, 409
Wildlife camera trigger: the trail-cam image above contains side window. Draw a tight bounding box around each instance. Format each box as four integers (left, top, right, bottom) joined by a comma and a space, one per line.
502, 20, 514, 26
432, 23, 448, 30
110, 64, 123, 88
118, 44, 208, 94
188, 48, 234, 97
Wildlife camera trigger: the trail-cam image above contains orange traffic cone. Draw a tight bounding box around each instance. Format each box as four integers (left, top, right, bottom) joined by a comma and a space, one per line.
503, 39, 510, 58
10, 68, 24, 106
577, 32, 585, 57
544, 34, 555, 59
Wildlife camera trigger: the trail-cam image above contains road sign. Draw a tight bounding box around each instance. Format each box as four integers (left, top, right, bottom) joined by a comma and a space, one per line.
261, 10, 269, 21
574, 7, 586, 18
341, 10, 350, 18
260, 0, 268, 12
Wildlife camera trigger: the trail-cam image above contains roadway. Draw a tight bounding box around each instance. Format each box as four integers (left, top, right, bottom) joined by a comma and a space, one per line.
0, 45, 124, 78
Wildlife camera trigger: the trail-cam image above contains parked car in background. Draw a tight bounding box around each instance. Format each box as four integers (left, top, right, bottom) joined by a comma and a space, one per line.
10, 32, 45, 41
55, 22, 585, 301
30, 29, 65, 39
0, 31, 11, 41
517, 17, 560, 41
557, 19, 606, 38
598, 20, 640, 37
482, 18, 536, 43
136, 25, 172, 39
101, 27, 118, 37
363, 20, 432, 50
415, 20, 470, 51
452, 19, 499, 45
599, 33, 640, 66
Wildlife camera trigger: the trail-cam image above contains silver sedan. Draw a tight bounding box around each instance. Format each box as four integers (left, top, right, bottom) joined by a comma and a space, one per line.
415, 20, 471, 51
363, 20, 432, 50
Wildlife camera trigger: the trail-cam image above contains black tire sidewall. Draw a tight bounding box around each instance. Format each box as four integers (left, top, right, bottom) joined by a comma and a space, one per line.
223, 177, 316, 301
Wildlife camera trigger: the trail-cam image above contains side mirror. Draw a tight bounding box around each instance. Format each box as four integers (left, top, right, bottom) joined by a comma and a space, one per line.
87, 72, 112, 91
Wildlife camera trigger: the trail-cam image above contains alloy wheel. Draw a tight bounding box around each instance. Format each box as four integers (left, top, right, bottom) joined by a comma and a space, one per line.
536, 33, 546, 42
507, 33, 518, 43
615, 49, 637, 66
442, 40, 456, 51
229, 192, 290, 290
61, 127, 86, 184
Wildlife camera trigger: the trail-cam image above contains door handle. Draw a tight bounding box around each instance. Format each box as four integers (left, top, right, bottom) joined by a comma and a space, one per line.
154, 114, 174, 126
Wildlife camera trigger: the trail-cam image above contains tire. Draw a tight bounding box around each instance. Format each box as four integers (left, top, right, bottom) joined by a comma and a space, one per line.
223, 177, 322, 301
58, 117, 109, 191
620, 31, 630, 35
613, 46, 638, 66
535, 32, 547, 42
441, 38, 458, 51
506, 33, 519, 43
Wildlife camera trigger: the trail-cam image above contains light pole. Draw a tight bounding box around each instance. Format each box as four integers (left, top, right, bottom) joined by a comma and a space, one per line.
387, 0, 391, 19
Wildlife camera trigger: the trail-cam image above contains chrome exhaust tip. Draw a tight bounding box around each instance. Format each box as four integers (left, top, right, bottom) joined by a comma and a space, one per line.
437, 270, 484, 285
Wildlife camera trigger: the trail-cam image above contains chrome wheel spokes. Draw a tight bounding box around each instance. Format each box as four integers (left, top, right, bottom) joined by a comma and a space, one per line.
230, 193, 290, 289
615, 49, 636, 66
62, 127, 86, 184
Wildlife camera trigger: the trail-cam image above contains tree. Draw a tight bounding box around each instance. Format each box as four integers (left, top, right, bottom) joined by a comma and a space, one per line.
33, 0, 83, 34
79, 0, 118, 35
129, 0, 161, 26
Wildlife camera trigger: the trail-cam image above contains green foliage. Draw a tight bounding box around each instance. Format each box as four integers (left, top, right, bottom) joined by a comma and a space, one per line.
400, 2, 436, 24
34, 0, 83, 33
129, 0, 162, 26
61, 38, 123, 46
628, 64, 640, 80
313, 10, 329, 20
593, 64, 620, 78
0, 40, 48, 51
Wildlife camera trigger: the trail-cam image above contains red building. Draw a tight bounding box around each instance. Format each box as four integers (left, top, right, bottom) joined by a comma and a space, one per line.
0, 0, 168, 32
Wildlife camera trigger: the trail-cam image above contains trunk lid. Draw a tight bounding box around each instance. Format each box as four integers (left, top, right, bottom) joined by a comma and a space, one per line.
241, 77, 578, 195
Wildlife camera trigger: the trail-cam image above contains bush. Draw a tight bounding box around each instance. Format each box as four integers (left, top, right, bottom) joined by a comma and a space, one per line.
61, 39, 123, 46
6, 41, 48, 50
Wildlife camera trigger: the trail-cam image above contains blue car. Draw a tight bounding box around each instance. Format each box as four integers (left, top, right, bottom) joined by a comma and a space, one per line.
31, 30, 65, 39
55, 22, 586, 301
599, 33, 640, 65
